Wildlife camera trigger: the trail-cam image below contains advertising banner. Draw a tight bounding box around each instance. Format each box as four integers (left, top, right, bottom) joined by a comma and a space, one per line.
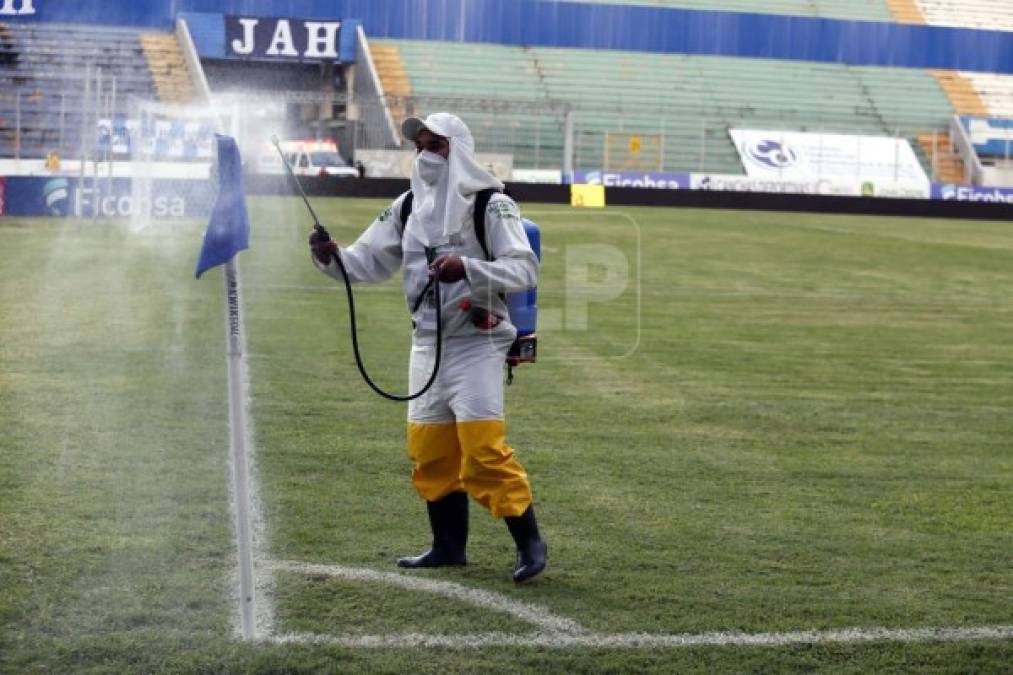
730, 129, 929, 185
570, 170, 689, 190
2, 177, 213, 218
354, 149, 513, 180
691, 173, 858, 195
96, 116, 217, 160
690, 173, 930, 198
225, 15, 358, 63
0, 177, 6, 216
931, 183, 1013, 203
961, 116, 1013, 157
511, 169, 562, 184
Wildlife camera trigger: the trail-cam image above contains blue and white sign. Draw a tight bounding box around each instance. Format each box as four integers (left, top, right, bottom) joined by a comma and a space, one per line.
730, 129, 929, 185
226, 15, 358, 63
961, 116, 1013, 157
742, 139, 800, 171
0, 0, 34, 15
570, 170, 689, 190
2, 177, 213, 218
932, 183, 1013, 203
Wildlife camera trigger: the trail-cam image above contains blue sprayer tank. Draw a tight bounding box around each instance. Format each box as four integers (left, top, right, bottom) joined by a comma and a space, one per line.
505, 219, 540, 367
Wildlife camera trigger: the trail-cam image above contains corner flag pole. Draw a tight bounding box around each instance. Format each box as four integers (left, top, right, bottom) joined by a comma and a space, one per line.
224, 257, 256, 641
196, 135, 255, 640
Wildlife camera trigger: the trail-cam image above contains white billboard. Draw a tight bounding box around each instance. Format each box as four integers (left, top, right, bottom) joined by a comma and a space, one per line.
690, 173, 930, 199
730, 129, 929, 185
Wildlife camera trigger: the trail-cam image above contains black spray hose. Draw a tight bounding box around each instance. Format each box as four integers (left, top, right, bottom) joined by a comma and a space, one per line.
326, 237, 442, 402
271, 135, 442, 402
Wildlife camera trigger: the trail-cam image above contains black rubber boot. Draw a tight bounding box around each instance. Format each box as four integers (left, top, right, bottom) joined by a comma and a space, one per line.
397, 491, 468, 568
504, 505, 548, 583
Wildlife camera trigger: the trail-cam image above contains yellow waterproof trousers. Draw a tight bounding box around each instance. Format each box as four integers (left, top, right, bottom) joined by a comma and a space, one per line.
406, 336, 532, 518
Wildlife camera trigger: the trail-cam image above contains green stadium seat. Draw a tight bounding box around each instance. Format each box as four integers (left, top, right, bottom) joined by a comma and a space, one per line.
385, 38, 953, 174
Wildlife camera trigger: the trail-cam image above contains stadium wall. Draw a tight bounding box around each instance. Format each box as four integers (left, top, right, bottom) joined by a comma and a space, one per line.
5, 0, 1012, 74
5, 174, 1012, 222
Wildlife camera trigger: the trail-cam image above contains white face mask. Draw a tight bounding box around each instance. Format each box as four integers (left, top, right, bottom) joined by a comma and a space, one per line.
416, 150, 447, 185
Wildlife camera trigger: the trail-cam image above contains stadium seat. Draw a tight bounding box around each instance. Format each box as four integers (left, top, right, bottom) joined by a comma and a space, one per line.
385, 38, 954, 174
893, 2, 1013, 121
0, 21, 162, 159
960, 72, 1013, 118
575, 0, 892, 22
914, 0, 1013, 32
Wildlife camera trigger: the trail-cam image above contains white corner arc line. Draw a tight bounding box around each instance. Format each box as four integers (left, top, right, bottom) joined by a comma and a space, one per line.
267, 625, 1013, 650
269, 560, 586, 635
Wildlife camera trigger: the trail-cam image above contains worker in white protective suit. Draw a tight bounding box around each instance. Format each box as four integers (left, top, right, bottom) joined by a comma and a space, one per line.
309, 113, 547, 583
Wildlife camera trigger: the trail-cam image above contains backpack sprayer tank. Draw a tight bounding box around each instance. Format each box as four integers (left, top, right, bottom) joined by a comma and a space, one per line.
506, 218, 540, 368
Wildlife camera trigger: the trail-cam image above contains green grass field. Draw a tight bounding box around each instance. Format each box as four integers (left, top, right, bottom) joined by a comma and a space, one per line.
1, 198, 1011, 673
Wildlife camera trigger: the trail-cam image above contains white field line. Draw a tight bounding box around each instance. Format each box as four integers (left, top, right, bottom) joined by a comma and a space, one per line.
236, 208, 1010, 651
265, 560, 1013, 650
267, 625, 1013, 650
269, 560, 586, 635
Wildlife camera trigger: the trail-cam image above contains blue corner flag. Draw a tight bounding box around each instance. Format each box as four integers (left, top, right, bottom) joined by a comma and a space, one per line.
195, 135, 250, 279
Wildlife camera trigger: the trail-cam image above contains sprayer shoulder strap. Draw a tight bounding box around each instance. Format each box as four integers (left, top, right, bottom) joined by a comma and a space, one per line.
399, 189, 499, 261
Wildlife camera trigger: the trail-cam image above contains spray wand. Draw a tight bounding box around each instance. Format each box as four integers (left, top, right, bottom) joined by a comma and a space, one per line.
271, 135, 442, 401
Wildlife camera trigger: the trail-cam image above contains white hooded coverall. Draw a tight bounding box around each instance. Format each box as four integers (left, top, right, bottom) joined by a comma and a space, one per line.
313, 116, 539, 518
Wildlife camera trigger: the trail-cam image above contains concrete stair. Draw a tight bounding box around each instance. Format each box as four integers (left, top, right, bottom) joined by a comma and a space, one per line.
930, 70, 989, 116
140, 32, 194, 104
369, 43, 411, 127
885, 0, 926, 23
918, 131, 965, 183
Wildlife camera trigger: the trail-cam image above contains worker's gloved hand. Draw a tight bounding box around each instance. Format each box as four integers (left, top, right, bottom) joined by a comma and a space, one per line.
430, 255, 466, 283
309, 228, 338, 265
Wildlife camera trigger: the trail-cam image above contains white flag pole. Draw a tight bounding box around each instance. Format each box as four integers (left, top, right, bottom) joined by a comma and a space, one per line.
223, 256, 256, 640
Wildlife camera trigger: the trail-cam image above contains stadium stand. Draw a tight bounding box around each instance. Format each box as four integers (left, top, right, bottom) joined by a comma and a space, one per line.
0, 21, 192, 159
913, 0, 1013, 32
575, 0, 893, 22
2, 2, 999, 180
920, 69, 1006, 182
883, 0, 1011, 182
387, 39, 955, 174
391, 40, 559, 168
962, 72, 1013, 118
920, 1, 1013, 182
